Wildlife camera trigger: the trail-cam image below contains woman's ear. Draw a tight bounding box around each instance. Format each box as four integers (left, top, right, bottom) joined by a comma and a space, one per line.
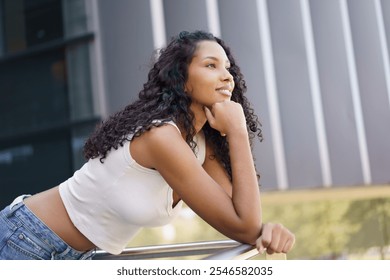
184, 81, 191, 94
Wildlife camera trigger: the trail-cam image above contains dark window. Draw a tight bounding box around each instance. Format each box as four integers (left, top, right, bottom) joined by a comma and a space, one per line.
2, 0, 63, 54
0, 49, 69, 138
0, 131, 72, 207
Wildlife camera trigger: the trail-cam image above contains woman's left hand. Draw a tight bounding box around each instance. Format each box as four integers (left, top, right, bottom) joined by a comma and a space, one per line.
256, 223, 295, 254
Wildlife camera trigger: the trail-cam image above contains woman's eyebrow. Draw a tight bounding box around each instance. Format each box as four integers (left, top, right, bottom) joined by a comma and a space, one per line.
202, 56, 231, 65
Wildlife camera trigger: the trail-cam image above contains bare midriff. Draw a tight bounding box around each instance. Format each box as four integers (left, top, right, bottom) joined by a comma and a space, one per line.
24, 186, 96, 252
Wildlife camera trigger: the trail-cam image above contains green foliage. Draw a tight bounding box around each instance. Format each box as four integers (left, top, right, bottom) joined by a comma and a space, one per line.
262, 200, 358, 259
344, 198, 390, 259
262, 197, 390, 259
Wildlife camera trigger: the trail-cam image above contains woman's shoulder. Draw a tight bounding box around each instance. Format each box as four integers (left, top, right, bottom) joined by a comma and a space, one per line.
134, 120, 183, 151
128, 120, 186, 170
152, 119, 181, 135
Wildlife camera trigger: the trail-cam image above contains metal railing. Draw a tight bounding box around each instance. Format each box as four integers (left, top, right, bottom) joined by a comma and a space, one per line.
93, 240, 286, 260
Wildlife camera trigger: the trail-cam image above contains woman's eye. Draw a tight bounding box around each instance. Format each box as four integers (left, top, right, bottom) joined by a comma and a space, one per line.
206, 64, 216, 68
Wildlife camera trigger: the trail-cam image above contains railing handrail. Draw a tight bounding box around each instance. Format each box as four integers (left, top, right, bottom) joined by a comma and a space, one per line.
93, 240, 262, 260
203, 243, 260, 260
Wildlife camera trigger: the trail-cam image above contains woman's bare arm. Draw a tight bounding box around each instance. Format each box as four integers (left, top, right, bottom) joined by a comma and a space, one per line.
133, 101, 262, 244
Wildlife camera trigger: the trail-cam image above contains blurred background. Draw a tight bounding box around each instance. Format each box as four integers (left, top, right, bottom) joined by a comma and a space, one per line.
0, 0, 389, 259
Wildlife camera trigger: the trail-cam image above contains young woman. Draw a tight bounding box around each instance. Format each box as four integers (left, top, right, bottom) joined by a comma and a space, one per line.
0, 30, 294, 260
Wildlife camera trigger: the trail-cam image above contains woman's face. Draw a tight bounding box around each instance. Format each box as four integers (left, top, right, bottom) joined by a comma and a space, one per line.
185, 40, 235, 111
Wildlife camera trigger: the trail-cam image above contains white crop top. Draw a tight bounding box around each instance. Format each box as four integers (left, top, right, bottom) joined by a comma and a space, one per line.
59, 121, 206, 254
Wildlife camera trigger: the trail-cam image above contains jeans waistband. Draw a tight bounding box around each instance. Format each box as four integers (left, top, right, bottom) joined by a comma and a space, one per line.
9, 194, 31, 212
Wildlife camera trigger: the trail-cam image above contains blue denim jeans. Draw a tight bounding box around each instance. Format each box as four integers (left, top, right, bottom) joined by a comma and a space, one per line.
0, 195, 95, 260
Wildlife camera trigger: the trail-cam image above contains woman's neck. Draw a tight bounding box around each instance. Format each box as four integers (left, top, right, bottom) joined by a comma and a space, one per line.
190, 104, 207, 134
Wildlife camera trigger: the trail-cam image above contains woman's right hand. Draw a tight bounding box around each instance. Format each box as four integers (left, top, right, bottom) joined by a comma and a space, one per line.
204, 100, 247, 136
256, 223, 295, 254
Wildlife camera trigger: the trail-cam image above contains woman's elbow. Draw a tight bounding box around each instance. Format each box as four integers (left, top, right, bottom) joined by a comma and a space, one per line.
234, 223, 262, 245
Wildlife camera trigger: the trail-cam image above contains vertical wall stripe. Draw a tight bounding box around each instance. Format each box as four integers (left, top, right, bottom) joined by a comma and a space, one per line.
300, 0, 332, 187
340, 0, 372, 185
206, 0, 221, 37
374, 0, 390, 109
256, 0, 288, 190
150, 0, 166, 50
86, 0, 108, 118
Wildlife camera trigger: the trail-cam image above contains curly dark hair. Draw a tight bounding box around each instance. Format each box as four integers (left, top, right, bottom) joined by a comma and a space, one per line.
84, 30, 262, 179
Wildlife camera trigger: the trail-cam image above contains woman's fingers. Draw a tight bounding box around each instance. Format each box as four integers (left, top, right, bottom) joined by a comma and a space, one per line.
256, 236, 267, 254
204, 101, 246, 136
204, 106, 215, 124
256, 223, 295, 254
282, 238, 295, 253
204, 106, 227, 136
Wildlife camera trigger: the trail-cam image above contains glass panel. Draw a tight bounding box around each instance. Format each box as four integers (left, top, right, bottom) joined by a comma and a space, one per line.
0, 49, 69, 138
0, 131, 72, 208
0, 4, 4, 56
2, 0, 63, 54
71, 122, 97, 170
66, 43, 94, 121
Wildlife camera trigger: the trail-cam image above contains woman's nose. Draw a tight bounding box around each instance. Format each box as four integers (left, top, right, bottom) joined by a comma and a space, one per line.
221, 68, 233, 82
